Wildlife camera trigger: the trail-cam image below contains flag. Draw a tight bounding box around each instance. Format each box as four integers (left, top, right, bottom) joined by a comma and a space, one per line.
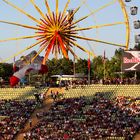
88, 53, 90, 70
88, 59, 90, 70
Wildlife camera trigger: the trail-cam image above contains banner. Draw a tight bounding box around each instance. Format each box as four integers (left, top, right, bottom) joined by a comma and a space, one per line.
88, 58, 90, 70
122, 51, 140, 71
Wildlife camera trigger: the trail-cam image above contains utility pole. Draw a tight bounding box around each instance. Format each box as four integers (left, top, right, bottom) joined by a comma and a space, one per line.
67, 9, 75, 76
120, 49, 124, 84
134, 71, 137, 84
103, 50, 106, 83
73, 54, 76, 76
88, 52, 90, 85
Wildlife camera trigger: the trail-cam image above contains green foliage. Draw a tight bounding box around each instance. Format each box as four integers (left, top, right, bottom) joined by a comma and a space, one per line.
76, 59, 88, 74
1, 48, 140, 81
92, 56, 104, 79
106, 57, 121, 78
47, 58, 73, 77
0, 63, 13, 81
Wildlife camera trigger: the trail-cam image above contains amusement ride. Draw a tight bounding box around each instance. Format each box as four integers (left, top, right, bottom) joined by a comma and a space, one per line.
0, 0, 139, 86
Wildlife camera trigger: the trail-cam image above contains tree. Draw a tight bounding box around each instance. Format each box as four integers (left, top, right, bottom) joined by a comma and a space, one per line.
106, 57, 120, 78
92, 56, 104, 79
47, 58, 73, 77
60, 58, 73, 75
76, 59, 88, 75
0, 63, 13, 81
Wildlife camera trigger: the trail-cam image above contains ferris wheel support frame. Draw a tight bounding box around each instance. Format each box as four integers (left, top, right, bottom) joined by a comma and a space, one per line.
0, 0, 131, 63
118, 0, 130, 50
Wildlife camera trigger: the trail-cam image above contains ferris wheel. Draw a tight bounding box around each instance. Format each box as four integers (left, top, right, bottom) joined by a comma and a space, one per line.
124, 0, 140, 49
0, 0, 133, 64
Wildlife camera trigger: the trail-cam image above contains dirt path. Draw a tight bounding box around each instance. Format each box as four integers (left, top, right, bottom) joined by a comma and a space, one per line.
15, 87, 64, 140
15, 87, 140, 140
134, 133, 140, 140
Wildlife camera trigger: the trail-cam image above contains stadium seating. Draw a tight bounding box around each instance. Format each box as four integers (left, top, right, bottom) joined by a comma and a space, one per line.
63, 85, 140, 99
0, 87, 48, 100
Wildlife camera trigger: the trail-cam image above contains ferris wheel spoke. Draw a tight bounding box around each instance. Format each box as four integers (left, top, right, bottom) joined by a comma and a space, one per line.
39, 19, 54, 30
42, 36, 54, 48
44, 0, 53, 19
56, 0, 59, 18
43, 46, 53, 64
64, 42, 79, 60
0, 20, 39, 30
29, 0, 54, 28
63, 0, 117, 30
29, 0, 48, 23
52, 39, 59, 59
36, 27, 53, 34
2, 0, 42, 25
72, 42, 95, 58
36, 34, 53, 42
60, 7, 80, 30
58, 0, 70, 28
31, 43, 47, 63
59, 0, 87, 30
0, 35, 39, 43
43, 35, 57, 64
65, 37, 95, 57
67, 34, 126, 48
91, 21, 126, 28
36, 34, 54, 41
63, 22, 126, 32
52, 44, 57, 58
67, 0, 87, 21
39, 40, 48, 47
61, 0, 71, 18
89, 0, 117, 15
57, 34, 69, 59
0, 40, 43, 63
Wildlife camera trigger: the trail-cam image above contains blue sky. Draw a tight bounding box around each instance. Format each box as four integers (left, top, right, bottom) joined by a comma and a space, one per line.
0, 0, 140, 62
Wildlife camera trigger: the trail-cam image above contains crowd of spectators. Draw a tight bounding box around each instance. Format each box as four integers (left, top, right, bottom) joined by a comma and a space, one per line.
61, 78, 140, 90
102, 78, 139, 85
0, 99, 37, 140
24, 95, 140, 139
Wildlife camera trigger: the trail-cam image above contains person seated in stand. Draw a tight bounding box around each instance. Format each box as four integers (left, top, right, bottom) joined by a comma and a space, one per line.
39, 93, 44, 103
34, 92, 41, 103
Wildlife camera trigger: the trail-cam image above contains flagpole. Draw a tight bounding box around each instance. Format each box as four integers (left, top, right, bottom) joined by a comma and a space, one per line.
121, 49, 123, 84
134, 71, 137, 84
13, 56, 16, 72
103, 50, 106, 83
73, 55, 76, 76
121, 55, 123, 84
88, 52, 90, 85
103, 62, 105, 83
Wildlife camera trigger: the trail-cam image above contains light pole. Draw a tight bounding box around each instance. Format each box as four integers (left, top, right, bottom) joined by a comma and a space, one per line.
120, 49, 124, 84
67, 9, 75, 76
88, 52, 90, 85
103, 51, 106, 83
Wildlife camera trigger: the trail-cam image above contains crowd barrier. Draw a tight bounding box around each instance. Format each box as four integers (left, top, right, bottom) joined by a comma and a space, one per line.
0, 86, 48, 100
0, 84, 140, 100
63, 84, 140, 99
